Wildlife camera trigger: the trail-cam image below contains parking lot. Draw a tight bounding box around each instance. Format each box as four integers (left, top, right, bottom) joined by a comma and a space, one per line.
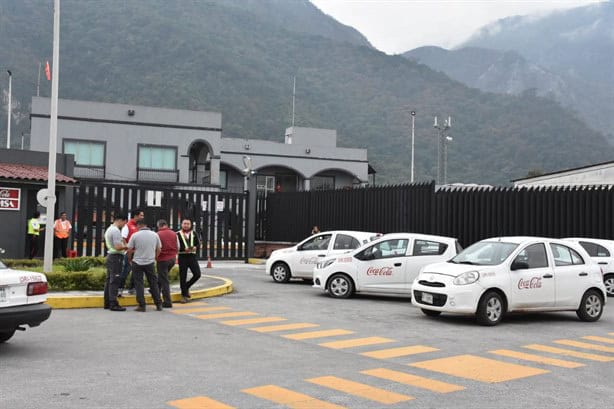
2, 264, 613, 409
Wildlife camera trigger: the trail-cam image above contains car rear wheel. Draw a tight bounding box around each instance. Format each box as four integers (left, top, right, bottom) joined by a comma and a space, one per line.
328, 274, 354, 298
603, 274, 614, 297
421, 308, 441, 317
271, 262, 291, 283
0, 329, 16, 343
476, 291, 504, 326
576, 289, 604, 322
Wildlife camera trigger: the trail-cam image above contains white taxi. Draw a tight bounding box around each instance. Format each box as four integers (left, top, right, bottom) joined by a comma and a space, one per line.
266, 231, 379, 283
313, 233, 460, 298
412, 237, 607, 326
0, 259, 52, 343
565, 238, 614, 297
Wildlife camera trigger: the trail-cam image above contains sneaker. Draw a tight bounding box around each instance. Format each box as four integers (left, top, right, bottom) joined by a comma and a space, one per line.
109, 305, 126, 312
156, 304, 163, 311
134, 306, 146, 312
162, 303, 173, 308
179, 297, 189, 304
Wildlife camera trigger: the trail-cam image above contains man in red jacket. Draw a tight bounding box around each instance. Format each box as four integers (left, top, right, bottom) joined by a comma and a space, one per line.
156, 219, 177, 308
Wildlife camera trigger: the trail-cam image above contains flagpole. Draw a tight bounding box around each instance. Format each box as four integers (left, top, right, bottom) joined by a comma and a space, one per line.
43, 0, 60, 273
6, 70, 11, 149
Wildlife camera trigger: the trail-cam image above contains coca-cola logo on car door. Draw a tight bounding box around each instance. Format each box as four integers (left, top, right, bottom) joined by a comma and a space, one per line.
518, 277, 542, 289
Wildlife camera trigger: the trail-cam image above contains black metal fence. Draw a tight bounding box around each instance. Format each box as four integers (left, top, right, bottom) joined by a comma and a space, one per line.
262, 182, 614, 247
73, 182, 248, 259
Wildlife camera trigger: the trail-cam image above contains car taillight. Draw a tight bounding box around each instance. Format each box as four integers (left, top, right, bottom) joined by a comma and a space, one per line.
27, 281, 48, 296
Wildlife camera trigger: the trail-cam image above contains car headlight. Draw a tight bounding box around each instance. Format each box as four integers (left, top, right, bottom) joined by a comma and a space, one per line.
453, 271, 480, 285
317, 259, 336, 269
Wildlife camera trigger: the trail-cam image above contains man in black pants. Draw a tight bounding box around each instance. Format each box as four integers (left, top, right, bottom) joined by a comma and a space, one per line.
177, 219, 202, 303
104, 213, 128, 311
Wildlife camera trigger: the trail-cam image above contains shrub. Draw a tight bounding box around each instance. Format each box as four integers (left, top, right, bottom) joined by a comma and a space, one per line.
3, 259, 43, 268
55, 256, 106, 267
46, 270, 106, 291
63, 258, 92, 272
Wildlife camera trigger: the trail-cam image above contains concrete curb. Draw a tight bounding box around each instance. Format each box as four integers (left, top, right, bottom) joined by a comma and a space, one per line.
45, 275, 233, 309
247, 258, 266, 265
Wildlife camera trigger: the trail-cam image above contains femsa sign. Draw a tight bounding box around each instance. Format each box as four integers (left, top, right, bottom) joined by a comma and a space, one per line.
0, 187, 21, 211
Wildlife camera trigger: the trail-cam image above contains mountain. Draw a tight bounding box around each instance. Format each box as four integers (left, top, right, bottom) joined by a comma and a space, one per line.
406, 2, 614, 140
1, 0, 613, 185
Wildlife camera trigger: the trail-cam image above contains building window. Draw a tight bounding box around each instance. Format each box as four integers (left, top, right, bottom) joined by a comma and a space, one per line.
138, 145, 177, 170
64, 140, 105, 167
312, 175, 335, 191
220, 170, 228, 189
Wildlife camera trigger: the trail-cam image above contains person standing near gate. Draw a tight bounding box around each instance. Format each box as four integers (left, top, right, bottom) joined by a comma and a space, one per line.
104, 213, 128, 311
127, 219, 163, 312
118, 208, 143, 296
54, 212, 72, 258
177, 219, 202, 304
156, 219, 177, 308
27, 211, 44, 259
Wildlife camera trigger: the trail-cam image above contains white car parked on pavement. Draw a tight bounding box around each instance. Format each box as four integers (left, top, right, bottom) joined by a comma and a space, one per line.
265, 231, 379, 283
0, 258, 52, 343
412, 237, 607, 326
565, 238, 614, 297
313, 233, 460, 298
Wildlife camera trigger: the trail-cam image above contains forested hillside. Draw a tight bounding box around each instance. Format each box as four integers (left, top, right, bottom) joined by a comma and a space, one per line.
1, 0, 612, 184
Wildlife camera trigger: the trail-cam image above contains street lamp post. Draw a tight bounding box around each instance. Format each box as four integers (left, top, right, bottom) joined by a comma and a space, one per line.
433, 116, 452, 185
6, 70, 12, 149
410, 110, 416, 183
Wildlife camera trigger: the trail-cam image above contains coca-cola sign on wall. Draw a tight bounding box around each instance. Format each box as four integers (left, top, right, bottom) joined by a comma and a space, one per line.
366, 266, 393, 276
518, 277, 542, 290
0, 187, 20, 211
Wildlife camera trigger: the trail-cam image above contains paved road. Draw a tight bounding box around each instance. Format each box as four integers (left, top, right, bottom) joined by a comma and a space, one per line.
2, 264, 613, 409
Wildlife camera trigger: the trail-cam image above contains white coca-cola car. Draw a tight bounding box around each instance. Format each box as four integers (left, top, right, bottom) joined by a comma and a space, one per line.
312, 233, 460, 298
564, 238, 614, 297
266, 231, 380, 283
412, 237, 607, 326
0, 257, 52, 343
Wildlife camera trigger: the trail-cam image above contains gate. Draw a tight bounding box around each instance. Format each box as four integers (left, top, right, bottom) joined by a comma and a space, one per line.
72, 182, 248, 259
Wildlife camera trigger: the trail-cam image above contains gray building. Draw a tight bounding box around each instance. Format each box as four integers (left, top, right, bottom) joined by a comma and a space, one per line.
30, 97, 370, 193
513, 160, 614, 187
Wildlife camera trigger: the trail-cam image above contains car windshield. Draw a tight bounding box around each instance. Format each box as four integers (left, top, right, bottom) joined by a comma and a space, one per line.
451, 241, 518, 266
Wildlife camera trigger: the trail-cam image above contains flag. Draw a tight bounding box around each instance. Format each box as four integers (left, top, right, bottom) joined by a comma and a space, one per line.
45, 61, 51, 81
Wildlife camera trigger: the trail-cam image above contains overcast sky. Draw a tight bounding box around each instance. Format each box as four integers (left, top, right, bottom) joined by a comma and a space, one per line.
310, 0, 604, 54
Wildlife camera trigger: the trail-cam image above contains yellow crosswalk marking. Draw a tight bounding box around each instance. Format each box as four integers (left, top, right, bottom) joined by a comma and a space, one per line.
489, 349, 584, 368
250, 323, 320, 333
167, 396, 235, 409
172, 302, 208, 308
361, 345, 439, 359
319, 337, 395, 350
582, 336, 614, 345
609, 332, 614, 336
523, 344, 614, 362
410, 354, 549, 383
195, 311, 259, 320
242, 385, 345, 409
554, 339, 614, 353
221, 317, 288, 326
307, 376, 414, 404
171, 306, 231, 314
283, 329, 354, 340
361, 368, 464, 393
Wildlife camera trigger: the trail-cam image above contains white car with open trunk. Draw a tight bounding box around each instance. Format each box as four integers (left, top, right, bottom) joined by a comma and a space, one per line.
564, 238, 614, 297
412, 237, 607, 326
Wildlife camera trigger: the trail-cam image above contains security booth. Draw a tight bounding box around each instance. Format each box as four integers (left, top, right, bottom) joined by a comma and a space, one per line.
0, 149, 76, 259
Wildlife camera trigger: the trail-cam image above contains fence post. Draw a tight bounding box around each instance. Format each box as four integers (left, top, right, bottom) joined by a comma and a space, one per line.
246, 176, 257, 259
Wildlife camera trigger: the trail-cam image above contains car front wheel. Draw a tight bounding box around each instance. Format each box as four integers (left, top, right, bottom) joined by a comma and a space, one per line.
603, 274, 614, 297
0, 329, 16, 343
476, 291, 505, 326
576, 289, 604, 322
328, 274, 354, 299
271, 262, 291, 283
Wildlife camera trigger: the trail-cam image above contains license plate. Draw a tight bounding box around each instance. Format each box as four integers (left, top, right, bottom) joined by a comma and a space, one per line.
421, 292, 433, 304
0, 287, 7, 303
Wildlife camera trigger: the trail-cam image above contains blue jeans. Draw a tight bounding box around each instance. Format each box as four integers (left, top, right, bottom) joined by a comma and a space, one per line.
118, 254, 134, 289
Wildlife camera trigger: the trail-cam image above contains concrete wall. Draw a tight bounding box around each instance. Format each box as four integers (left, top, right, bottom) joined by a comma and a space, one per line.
30, 97, 223, 185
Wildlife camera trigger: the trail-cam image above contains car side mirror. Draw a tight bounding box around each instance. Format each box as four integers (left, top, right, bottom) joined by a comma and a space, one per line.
511, 260, 529, 270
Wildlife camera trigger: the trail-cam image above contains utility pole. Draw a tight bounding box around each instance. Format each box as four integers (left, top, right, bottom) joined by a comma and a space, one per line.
43, 0, 60, 273
433, 116, 452, 185
291, 76, 296, 128
37, 61, 41, 97
6, 70, 12, 149
410, 110, 416, 183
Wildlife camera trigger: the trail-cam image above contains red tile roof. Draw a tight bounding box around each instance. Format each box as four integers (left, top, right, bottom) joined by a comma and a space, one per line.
0, 162, 77, 184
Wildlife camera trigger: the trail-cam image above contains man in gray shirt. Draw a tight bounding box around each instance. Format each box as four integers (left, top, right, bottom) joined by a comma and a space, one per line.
127, 219, 163, 312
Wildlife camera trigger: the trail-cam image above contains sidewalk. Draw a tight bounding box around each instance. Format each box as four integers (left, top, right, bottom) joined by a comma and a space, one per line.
46, 274, 232, 309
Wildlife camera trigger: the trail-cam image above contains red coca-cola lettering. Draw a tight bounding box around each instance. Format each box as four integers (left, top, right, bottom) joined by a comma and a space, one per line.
366, 266, 393, 276
517, 277, 542, 289
0, 190, 11, 198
